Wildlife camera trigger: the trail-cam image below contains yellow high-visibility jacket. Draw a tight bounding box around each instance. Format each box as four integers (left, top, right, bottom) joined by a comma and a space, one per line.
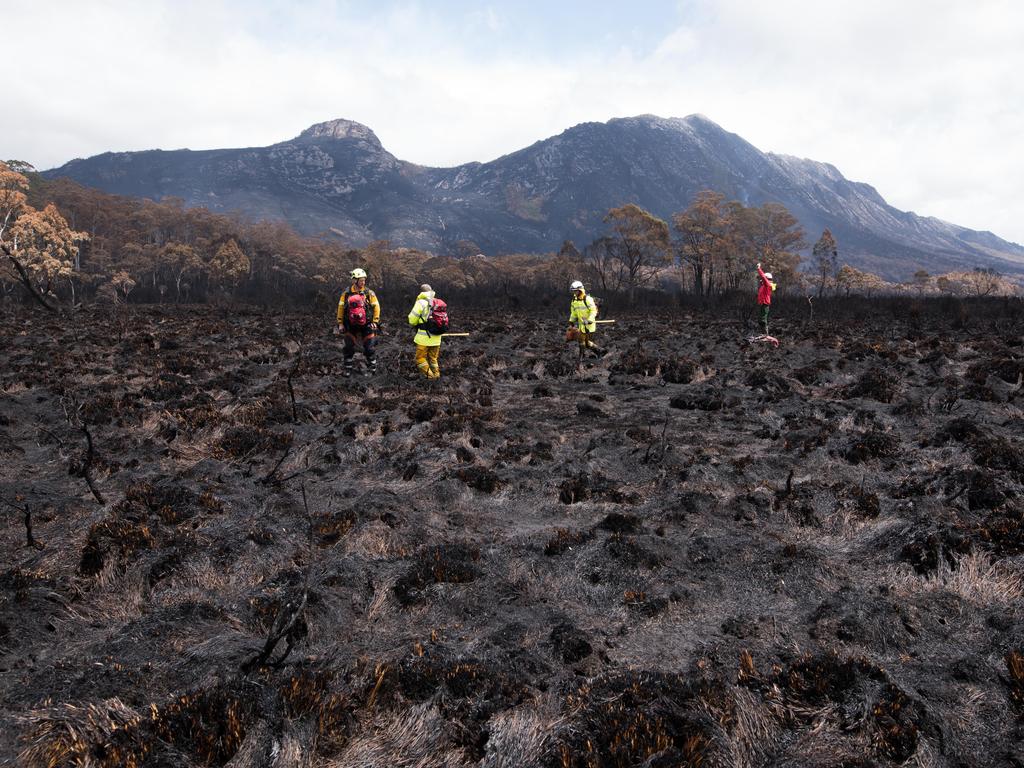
569, 292, 598, 332
337, 286, 381, 326
408, 291, 442, 347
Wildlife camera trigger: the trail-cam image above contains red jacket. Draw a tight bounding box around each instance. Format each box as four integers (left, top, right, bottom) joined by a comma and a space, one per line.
757, 266, 776, 305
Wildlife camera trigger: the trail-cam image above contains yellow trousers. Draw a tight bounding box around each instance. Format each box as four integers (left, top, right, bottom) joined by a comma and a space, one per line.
414, 344, 441, 378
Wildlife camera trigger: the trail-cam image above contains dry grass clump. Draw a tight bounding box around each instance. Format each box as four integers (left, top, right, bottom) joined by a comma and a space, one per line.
18, 698, 140, 768
896, 551, 1024, 603
480, 703, 563, 768
327, 702, 467, 768
19, 684, 254, 768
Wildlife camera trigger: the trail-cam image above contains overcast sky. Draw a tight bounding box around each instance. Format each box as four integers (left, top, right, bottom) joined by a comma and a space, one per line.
5, 0, 1023, 244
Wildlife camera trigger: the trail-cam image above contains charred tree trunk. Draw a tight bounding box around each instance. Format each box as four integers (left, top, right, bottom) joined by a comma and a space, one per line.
2, 243, 57, 312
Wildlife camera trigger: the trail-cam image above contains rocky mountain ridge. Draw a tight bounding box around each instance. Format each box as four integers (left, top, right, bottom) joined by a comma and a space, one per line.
45, 115, 1024, 280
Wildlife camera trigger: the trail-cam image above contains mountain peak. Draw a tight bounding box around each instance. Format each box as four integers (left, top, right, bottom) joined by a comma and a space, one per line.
298, 119, 380, 144
605, 113, 725, 133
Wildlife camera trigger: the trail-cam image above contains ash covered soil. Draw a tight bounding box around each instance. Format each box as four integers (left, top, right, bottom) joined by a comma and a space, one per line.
1, 302, 1024, 767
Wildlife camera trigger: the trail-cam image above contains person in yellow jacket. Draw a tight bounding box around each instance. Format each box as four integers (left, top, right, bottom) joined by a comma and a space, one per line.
336, 267, 381, 377
568, 280, 601, 356
408, 283, 445, 379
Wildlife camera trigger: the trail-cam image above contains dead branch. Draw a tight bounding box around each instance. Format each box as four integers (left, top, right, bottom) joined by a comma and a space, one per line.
242, 484, 314, 673
24, 503, 43, 549
79, 423, 106, 505
259, 444, 293, 486
286, 343, 303, 423
1, 497, 43, 549
59, 396, 106, 505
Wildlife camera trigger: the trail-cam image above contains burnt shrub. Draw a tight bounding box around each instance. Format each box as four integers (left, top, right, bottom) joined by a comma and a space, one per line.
746, 368, 792, 400
1006, 649, 1024, 714
975, 504, 1024, 556
544, 528, 594, 556
609, 348, 660, 377
669, 491, 718, 521
931, 417, 984, 446
27, 683, 257, 767
844, 366, 900, 403
661, 357, 697, 384
845, 430, 900, 464
966, 470, 1011, 511
455, 466, 502, 493
544, 358, 575, 378
669, 388, 725, 411
313, 509, 357, 545
378, 649, 528, 707
596, 512, 642, 534
871, 684, 923, 761
407, 401, 439, 423
550, 622, 593, 663
793, 359, 832, 385
79, 516, 157, 576
972, 434, 1024, 475
604, 535, 663, 569
217, 425, 292, 458
543, 671, 727, 768
394, 543, 481, 605
900, 526, 972, 574
374, 647, 531, 760
124, 481, 199, 525
559, 474, 591, 504
558, 472, 637, 505
850, 486, 881, 518
968, 356, 1024, 385
625, 590, 669, 618
142, 372, 194, 401
576, 400, 607, 418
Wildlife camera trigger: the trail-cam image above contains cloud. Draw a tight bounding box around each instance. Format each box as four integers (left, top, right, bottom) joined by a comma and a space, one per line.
4, 0, 1023, 244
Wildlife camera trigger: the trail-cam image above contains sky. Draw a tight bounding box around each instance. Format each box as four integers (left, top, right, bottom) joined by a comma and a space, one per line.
4, 0, 1023, 244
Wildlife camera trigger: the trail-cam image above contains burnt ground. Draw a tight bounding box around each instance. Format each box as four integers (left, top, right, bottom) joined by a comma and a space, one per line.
1, 301, 1023, 767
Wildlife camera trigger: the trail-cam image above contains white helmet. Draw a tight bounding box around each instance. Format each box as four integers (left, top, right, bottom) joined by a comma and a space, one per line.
570, 280, 584, 292
350, 267, 367, 280
764, 272, 773, 281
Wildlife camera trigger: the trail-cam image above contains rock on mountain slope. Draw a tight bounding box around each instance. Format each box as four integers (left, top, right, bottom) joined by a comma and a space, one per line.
45, 115, 1024, 280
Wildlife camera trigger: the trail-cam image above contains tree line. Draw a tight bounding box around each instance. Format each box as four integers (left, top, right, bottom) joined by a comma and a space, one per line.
1, 161, 1017, 312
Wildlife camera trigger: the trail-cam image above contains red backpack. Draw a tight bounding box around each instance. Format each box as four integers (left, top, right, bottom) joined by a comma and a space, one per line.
424, 298, 449, 335
345, 291, 370, 328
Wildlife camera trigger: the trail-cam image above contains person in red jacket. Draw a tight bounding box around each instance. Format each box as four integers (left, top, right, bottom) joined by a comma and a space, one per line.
756, 261, 777, 335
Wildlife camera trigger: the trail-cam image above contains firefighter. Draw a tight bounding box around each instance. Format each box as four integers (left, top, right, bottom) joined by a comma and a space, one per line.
337, 268, 381, 377
568, 280, 601, 356
756, 261, 777, 335
408, 283, 448, 379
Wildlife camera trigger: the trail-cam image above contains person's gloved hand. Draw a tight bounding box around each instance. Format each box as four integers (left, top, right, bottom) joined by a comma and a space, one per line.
368, 321, 379, 333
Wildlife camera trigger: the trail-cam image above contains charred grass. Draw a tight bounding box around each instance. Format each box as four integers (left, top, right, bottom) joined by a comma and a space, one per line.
1, 300, 1023, 765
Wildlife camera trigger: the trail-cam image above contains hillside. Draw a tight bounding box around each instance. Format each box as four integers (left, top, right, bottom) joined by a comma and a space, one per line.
44, 115, 1024, 281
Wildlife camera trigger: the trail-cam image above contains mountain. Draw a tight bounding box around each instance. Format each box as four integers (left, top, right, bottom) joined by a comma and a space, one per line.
44, 115, 1024, 280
